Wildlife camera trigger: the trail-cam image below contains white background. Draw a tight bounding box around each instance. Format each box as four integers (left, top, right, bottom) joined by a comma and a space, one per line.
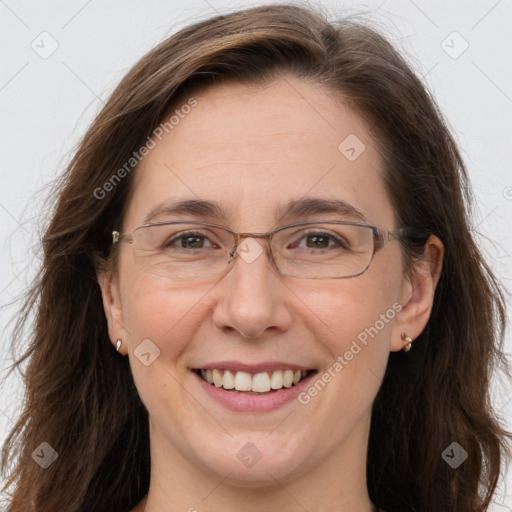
1, 0, 511, 509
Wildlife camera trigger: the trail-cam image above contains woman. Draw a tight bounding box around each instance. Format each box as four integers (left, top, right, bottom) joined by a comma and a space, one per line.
1, 3, 510, 511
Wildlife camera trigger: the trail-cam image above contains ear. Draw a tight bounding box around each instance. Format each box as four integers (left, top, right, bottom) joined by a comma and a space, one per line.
390, 234, 444, 351
97, 270, 127, 354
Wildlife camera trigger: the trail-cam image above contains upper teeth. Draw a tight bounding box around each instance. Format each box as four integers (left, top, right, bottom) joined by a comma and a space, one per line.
200, 369, 309, 392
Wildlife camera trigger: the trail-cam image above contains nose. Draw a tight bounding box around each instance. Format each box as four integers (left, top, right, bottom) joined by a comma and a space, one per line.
211, 237, 293, 339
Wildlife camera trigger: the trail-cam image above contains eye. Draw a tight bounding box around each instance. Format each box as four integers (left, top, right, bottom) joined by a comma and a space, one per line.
164, 230, 219, 250
289, 229, 349, 250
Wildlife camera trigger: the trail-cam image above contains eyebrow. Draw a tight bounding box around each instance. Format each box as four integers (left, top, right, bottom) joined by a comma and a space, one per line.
143, 197, 367, 224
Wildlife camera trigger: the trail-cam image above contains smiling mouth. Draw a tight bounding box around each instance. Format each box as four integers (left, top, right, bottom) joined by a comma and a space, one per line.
194, 368, 316, 394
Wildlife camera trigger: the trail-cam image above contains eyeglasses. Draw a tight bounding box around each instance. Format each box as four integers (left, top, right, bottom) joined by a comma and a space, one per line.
112, 220, 408, 280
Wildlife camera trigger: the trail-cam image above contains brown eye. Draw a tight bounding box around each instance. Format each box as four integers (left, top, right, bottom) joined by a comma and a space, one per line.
288, 229, 348, 251
165, 231, 216, 250
304, 234, 331, 249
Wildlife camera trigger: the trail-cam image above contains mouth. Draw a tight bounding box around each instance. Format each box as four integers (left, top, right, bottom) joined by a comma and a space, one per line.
193, 368, 317, 395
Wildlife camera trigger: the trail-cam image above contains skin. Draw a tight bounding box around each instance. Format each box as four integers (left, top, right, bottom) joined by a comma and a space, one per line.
99, 75, 443, 512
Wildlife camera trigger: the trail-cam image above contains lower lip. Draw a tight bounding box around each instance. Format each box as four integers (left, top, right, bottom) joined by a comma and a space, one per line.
192, 370, 317, 412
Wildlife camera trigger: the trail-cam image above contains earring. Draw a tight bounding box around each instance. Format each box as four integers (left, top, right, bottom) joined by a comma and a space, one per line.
115, 339, 122, 352
401, 332, 413, 352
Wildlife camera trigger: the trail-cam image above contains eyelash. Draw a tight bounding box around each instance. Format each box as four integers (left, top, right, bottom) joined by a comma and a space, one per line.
164, 229, 348, 250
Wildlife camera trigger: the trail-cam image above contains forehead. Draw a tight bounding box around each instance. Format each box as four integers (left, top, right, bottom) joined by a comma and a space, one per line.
125, 76, 393, 231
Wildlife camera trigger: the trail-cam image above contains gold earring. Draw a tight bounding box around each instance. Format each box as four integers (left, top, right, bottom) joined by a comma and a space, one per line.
401, 332, 413, 352
115, 339, 122, 352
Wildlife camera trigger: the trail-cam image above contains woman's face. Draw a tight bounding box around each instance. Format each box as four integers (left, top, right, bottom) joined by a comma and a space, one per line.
102, 76, 429, 487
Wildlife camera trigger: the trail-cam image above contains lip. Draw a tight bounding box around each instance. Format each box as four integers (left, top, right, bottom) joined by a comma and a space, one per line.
191, 368, 318, 412
193, 360, 313, 373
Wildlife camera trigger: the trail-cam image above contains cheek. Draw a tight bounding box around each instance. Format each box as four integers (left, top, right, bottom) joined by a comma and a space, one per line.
120, 279, 206, 424
291, 276, 400, 445
292, 270, 400, 347
290, 265, 403, 410
120, 274, 212, 408
121, 277, 212, 350
119, 274, 226, 414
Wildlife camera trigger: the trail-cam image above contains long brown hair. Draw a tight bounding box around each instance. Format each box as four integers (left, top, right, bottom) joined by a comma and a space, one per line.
2, 3, 510, 511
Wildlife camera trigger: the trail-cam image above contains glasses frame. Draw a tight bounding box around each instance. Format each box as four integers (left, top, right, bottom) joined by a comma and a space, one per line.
112, 220, 409, 280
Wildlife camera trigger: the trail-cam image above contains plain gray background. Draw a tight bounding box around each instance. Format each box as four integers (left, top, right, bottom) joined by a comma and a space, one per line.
1, 0, 511, 509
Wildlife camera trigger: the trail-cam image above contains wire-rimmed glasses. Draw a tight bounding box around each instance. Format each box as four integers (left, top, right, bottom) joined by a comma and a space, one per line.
112, 220, 408, 280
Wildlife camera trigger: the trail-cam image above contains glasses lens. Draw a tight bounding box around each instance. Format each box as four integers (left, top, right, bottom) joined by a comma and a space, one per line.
272, 223, 374, 278
132, 223, 233, 279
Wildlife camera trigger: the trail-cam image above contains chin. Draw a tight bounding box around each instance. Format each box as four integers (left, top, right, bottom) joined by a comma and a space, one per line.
194, 434, 311, 485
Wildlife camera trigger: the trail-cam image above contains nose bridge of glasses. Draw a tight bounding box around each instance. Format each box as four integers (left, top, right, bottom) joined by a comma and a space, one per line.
229, 230, 274, 262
